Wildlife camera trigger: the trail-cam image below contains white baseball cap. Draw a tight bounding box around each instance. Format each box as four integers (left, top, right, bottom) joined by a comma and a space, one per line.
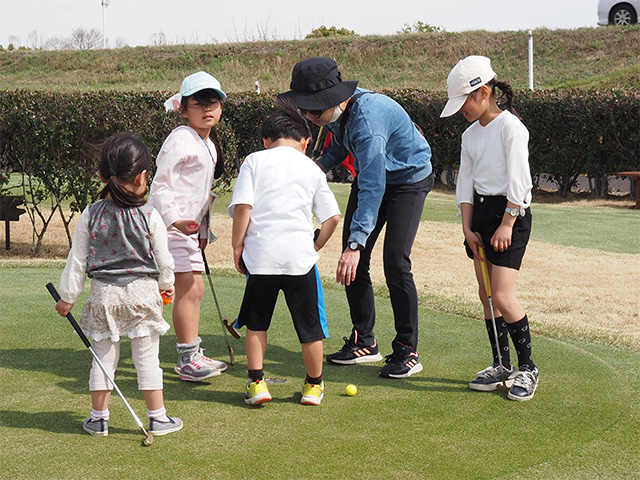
440, 56, 496, 118
164, 71, 226, 112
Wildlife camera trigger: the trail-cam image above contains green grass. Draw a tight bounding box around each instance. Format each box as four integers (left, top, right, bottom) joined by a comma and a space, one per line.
212, 183, 640, 254
2, 188, 639, 478
2, 27, 640, 93
1, 265, 639, 479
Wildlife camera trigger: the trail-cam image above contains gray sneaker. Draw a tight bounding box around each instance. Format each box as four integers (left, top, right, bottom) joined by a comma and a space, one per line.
82, 417, 108, 437
197, 348, 228, 372
507, 367, 539, 401
469, 364, 515, 391
175, 337, 225, 381
149, 416, 183, 436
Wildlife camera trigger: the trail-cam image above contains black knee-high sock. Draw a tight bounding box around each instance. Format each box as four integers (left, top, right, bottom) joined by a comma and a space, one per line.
485, 316, 511, 369
508, 315, 536, 371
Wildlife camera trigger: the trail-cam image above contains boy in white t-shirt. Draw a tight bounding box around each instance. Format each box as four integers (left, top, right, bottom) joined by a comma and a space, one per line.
229, 100, 341, 406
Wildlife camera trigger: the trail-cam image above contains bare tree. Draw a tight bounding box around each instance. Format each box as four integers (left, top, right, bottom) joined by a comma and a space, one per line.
114, 36, 128, 48
43, 36, 67, 50
68, 27, 104, 50
150, 31, 168, 46
7, 34, 20, 49
27, 30, 43, 49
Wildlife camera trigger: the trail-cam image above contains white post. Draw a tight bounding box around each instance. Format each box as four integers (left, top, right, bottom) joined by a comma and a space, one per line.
528, 30, 534, 91
102, 0, 110, 49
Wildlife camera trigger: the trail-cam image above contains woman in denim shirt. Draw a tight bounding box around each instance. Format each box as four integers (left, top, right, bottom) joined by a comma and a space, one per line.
279, 57, 434, 379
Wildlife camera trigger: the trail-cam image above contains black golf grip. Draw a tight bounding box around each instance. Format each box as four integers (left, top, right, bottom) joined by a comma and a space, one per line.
46, 282, 92, 349
201, 249, 210, 275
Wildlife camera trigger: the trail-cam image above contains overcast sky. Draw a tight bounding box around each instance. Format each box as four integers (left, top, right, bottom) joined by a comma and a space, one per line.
1, 0, 601, 48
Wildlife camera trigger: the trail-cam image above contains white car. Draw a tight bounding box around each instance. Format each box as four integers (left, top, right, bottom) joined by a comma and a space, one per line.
598, 0, 640, 25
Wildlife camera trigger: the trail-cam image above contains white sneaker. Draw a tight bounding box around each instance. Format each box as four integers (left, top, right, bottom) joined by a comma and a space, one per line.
175, 351, 221, 381
197, 348, 228, 372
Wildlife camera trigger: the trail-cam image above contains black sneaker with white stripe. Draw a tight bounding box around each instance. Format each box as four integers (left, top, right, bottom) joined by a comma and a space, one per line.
326, 337, 383, 365
379, 343, 423, 379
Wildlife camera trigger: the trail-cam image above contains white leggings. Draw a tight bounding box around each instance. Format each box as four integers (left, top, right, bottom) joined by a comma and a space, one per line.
89, 332, 163, 391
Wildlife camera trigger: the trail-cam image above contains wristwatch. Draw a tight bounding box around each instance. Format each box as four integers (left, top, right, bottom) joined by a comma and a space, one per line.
348, 241, 364, 251
505, 207, 523, 217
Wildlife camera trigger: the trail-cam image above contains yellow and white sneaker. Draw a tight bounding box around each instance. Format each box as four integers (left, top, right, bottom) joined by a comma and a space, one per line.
301, 381, 324, 406
244, 379, 272, 406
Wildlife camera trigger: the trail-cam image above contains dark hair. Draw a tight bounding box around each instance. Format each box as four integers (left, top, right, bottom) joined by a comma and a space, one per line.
98, 132, 151, 208
179, 88, 223, 111
180, 89, 225, 179
261, 98, 312, 143
486, 78, 519, 118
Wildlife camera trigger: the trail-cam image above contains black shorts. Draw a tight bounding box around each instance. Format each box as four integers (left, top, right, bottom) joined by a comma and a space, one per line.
464, 191, 532, 270
236, 265, 329, 343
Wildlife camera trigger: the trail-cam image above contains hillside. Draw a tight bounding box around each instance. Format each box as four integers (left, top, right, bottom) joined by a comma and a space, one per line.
1, 27, 639, 94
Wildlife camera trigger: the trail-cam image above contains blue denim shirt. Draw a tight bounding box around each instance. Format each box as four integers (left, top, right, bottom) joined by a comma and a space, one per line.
318, 89, 432, 246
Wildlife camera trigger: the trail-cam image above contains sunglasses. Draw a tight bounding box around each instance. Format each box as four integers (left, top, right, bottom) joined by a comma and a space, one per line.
299, 108, 325, 117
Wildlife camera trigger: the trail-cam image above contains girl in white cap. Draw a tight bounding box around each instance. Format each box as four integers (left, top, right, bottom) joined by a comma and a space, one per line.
441, 56, 539, 401
148, 71, 228, 382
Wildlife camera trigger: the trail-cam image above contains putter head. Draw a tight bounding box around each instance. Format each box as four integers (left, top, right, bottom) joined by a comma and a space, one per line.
142, 432, 154, 446
497, 373, 511, 393
223, 318, 241, 339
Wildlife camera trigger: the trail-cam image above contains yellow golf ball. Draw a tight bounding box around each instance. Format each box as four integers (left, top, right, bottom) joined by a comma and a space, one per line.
345, 384, 357, 396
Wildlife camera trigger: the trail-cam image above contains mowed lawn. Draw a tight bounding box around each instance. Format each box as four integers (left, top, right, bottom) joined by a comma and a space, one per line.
1, 271, 639, 478
1, 190, 639, 479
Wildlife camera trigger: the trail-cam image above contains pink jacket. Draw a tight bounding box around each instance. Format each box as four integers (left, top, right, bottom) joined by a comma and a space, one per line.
148, 125, 217, 236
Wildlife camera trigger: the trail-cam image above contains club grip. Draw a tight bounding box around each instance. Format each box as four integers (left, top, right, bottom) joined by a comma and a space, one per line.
46, 282, 92, 349
201, 249, 210, 275
474, 233, 492, 298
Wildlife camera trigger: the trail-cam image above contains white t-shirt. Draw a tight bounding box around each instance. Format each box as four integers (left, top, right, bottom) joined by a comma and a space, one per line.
228, 145, 341, 275
456, 110, 532, 209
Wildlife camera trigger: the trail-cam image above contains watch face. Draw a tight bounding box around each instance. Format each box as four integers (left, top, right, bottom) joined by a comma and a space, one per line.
349, 242, 360, 250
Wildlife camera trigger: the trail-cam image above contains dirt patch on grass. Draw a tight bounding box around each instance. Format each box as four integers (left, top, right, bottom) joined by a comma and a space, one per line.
3, 211, 638, 350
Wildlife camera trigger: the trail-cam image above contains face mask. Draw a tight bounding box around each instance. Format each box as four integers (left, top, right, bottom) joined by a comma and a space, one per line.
329, 105, 343, 123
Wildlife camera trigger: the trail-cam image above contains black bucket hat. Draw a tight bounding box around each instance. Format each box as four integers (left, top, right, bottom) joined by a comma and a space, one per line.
278, 57, 358, 110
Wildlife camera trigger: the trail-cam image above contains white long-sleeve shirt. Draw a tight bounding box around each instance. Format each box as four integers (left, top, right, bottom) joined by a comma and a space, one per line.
148, 125, 216, 235
456, 110, 532, 210
59, 206, 174, 304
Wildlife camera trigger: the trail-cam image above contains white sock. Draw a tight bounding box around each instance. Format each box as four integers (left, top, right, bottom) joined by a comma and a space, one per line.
147, 406, 169, 422
91, 408, 109, 421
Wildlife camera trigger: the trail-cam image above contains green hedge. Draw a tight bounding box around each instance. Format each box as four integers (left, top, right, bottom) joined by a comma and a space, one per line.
387, 88, 640, 195
1, 88, 638, 253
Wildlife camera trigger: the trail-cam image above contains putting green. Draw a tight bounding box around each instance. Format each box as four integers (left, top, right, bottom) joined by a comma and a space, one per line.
0, 268, 638, 479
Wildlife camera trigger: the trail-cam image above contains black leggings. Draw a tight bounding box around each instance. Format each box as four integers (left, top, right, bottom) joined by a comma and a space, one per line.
343, 173, 433, 351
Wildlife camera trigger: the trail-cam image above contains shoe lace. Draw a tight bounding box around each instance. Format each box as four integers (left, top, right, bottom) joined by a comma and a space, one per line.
476, 365, 501, 379
198, 348, 213, 362
340, 336, 356, 352
512, 370, 535, 391
384, 351, 407, 365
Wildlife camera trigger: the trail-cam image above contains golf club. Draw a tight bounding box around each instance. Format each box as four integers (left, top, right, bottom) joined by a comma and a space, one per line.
201, 249, 239, 366
474, 234, 510, 393
311, 126, 325, 160
46, 282, 154, 446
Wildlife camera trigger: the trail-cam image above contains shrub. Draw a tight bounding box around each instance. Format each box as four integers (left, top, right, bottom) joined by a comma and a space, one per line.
1, 88, 638, 253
